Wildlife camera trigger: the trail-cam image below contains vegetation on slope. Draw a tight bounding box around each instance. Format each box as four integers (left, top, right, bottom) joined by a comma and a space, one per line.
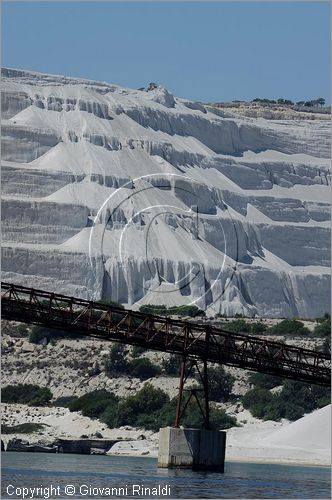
66, 384, 237, 432
266, 319, 310, 336
104, 343, 161, 380
139, 304, 205, 317
242, 377, 330, 421
2, 423, 46, 434
2, 384, 52, 406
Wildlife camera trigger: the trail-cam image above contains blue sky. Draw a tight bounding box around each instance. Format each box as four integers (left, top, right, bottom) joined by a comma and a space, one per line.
2, 1, 330, 103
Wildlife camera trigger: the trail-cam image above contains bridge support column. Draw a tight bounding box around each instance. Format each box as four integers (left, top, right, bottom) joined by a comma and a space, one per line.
157, 427, 226, 471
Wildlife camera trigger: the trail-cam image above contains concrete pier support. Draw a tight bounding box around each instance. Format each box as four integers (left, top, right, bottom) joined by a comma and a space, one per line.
157, 427, 226, 471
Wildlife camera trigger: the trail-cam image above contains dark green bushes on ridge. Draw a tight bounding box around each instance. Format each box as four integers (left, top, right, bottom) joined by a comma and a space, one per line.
266, 319, 310, 336
2, 384, 52, 406
139, 304, 205, 317
2, 423, 46, 434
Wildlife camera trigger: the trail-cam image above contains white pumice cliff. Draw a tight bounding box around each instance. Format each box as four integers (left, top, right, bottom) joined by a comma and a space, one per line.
1, 68, 330, 317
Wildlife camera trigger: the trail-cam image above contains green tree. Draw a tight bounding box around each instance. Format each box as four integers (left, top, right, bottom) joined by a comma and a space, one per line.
162, 355, 182, 376
207, 366, 234, 402
316, 97, 325, 107
248, 372, 282, 390
129, 358, 161, 380
116, 383, 169, 428
242, 380, 330, 422
104, 343, 129, 376
29, 326, 50, 344
242, 388, 276, 419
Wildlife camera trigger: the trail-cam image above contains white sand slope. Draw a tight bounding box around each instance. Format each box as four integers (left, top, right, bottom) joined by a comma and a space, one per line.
226, 405, 331, 465
262, 404, 331, 451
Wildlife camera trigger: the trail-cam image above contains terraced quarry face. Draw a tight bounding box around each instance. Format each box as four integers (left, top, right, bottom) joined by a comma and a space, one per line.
1, 68, 330, 317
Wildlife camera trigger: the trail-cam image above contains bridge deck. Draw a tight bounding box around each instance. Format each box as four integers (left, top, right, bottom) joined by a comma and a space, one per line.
1, 282, 330, 386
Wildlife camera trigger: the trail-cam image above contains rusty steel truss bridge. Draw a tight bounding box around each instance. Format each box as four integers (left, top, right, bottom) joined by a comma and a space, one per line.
2, 282, 330, 387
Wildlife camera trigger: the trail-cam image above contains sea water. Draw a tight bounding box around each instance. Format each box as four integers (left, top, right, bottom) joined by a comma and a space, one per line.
1, 452, 330, 499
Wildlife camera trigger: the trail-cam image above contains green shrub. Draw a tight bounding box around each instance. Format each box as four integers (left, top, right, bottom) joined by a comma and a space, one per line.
131, 346, 147, 358
68, 390, 118, 419
316, 313, 330, 323
2, 384, 52, 406
16, 324, 29, 337
206, 366, 234, 402
1, 423, 46, 434
139, 304, 205, 317
221, 319, 250, 333
217, 319, 267, 334
29, 326, 48, 344
162, 355, 182, 376
250, 322, 267, 334
99, 404, 119, 428
129, 358, 161, 380
313, 317, 331, 338
281, 380, 330, 414
28, 325, 79, 344
160, 396, 237, 431
104, 343, 129, 376
63, 383, 238, 433
248, 372, 283, 390
209, 406, 237, 430
242, 380, 330, 421
115, 383, 169, 429
242, 388, 276, 419
267, 319, 310, 336
95, 300, 126, 324
139, 305, 168, 315
168, 305, 205, 317
52, 396, 77, 407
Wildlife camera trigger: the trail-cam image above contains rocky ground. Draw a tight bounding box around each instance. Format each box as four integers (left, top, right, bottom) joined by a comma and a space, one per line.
207, 101, 331, 121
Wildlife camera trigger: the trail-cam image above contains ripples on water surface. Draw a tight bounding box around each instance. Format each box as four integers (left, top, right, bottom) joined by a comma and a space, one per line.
1, 452, 330, 499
